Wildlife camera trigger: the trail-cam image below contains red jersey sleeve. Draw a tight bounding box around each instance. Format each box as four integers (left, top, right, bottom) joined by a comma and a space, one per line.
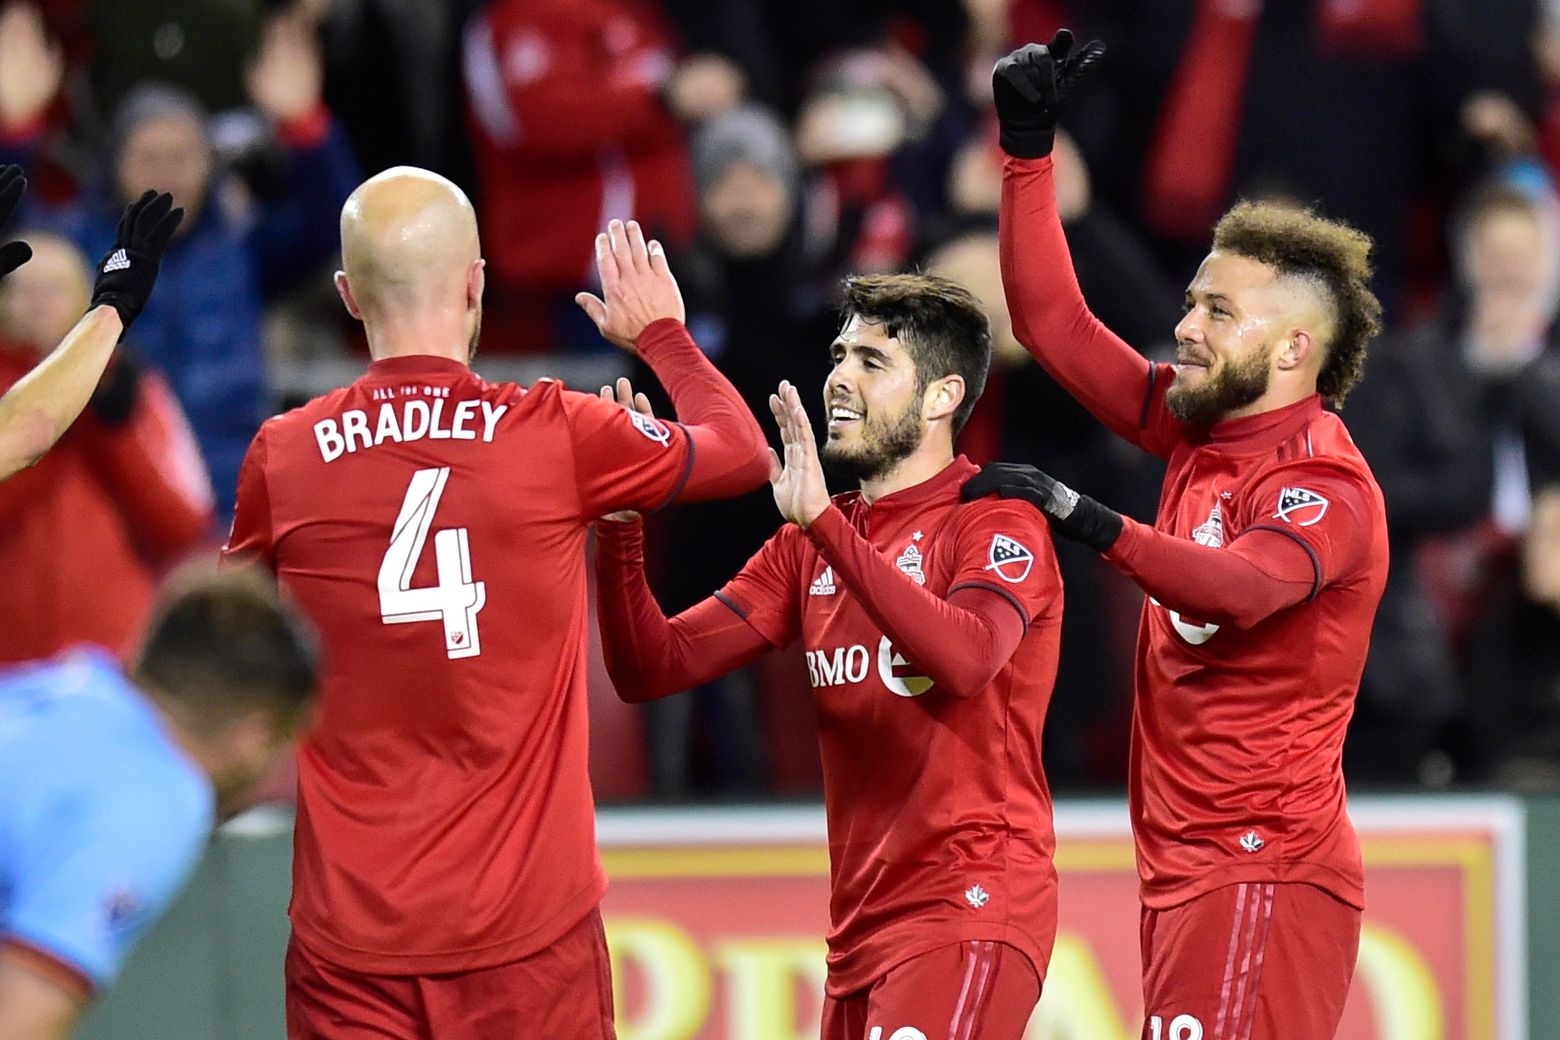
594, 520, 776, 702
566, 319, 768, 518
1235, 459, 1380, 594
562, 388, 696, 517
800, 501, 1054, 698
1102, 459, 1376, 630
944, 499, 1064, 627
713, 524, 807, 649
1001, 154, 1182, 457
222, 426, 276, 569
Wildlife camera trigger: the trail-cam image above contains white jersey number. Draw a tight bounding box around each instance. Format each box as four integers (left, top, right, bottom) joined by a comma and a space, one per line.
1148, 1015, 1204, 1040
378, 467, 486, 658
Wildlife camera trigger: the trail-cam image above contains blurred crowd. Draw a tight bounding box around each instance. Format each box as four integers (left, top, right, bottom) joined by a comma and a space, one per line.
5, 0, 1560, 798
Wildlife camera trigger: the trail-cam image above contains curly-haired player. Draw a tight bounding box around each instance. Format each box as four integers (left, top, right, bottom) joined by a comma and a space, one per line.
973, 31, 1390, 1040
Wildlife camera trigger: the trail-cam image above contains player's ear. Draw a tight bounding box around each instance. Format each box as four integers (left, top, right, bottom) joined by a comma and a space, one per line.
468, 258, 485, 311
924, 374, 965, 424
334, 271, 363, 321
1275, 328, 1314, 372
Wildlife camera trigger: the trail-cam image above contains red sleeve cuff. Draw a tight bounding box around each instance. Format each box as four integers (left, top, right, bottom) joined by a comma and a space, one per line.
633, 318, 698, 361
275, 104, 332, 149
802, 503, 851, 550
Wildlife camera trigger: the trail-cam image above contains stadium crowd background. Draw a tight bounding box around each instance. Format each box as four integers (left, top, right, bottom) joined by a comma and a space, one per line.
2, 0, 1560, 801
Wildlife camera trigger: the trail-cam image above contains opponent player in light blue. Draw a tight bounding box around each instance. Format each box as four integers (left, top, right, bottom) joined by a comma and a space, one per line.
0, 570, 318, 1039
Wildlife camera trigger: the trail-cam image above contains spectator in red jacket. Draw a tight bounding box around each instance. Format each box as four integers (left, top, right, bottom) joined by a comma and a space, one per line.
0, 230, 213, 663
462, 0, 697, 352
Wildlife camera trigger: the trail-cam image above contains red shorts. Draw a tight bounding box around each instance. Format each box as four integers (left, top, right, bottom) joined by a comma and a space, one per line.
1139, 882, 1360, 1040
285, 907, 615, 1040
822, 940, 1041, 1040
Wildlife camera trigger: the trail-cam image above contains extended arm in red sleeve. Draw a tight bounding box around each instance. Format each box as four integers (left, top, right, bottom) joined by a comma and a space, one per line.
1104, 518, 1319, 629
594, 520, 775, 702
1000, 155, 1166, 452
804, 507, 1028, 698
635, 318, 769, 501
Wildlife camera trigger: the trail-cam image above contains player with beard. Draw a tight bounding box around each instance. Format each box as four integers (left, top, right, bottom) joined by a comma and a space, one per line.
223, 167, 769, 1039
968, 32, 1390, 1040
595, 272, 1065, 1039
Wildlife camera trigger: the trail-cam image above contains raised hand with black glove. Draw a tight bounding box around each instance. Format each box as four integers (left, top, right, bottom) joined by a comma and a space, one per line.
90, 190, 184, 330
961, 461, 1123, 553
991, 29, 1106, 159
0, 164, 33, 281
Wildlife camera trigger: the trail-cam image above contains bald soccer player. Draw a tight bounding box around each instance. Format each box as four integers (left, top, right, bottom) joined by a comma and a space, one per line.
0, 166, 182, 481
222, 167, 769, 1040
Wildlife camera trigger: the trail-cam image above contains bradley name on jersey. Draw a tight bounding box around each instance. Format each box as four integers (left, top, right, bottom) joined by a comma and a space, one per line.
312, 384, 510, 463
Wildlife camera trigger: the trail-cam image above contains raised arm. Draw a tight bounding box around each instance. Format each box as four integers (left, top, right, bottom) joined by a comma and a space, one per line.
994, 34, 1177, 455
575, 218, 767, 506
0, 184, 183, 481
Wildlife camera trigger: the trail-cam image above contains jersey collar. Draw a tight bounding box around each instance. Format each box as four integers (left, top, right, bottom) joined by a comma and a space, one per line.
1195, 394, 1323, 451
364, 355, 475, 380
846, 455, 979, 517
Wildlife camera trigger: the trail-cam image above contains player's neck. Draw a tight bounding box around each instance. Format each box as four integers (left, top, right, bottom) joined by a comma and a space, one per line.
363, 315, 473, 365
858, 442, 955, 505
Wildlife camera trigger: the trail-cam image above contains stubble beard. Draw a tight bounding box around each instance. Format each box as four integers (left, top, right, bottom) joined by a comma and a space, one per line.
820, 399, 924, 484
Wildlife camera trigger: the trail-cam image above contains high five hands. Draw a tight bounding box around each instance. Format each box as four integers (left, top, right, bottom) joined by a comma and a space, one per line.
576, 219, 685, 352
768, 380, 831, 528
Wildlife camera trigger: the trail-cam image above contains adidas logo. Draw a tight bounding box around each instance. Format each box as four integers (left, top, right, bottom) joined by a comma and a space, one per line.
808, 567, 836, 596
102, 248, 130, 273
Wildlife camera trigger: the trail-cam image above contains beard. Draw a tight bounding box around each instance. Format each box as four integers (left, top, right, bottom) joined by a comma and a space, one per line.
1166, 343, 1273, 425
821, 397, 924, 483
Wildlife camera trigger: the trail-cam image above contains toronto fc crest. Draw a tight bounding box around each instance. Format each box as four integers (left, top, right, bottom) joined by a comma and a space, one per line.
896, 543, 926, 585
1192, 503, 1225, 547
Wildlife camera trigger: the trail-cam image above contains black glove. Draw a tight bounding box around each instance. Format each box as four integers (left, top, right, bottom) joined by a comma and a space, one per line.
90, 190, 184, 329
961, 461, 1123, 552
0, 164, 32, 281
991, 29, 1106, 159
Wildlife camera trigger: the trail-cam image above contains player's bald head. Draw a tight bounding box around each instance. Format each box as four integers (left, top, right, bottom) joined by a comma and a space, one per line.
339, 167, 480, 316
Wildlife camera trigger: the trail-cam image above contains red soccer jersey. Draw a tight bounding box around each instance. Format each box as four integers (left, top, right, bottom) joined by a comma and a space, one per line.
223, 326, 764, 974
1000, 154, 1389, 912
1117, 392, 1386, 909
716, 459, 1064, 995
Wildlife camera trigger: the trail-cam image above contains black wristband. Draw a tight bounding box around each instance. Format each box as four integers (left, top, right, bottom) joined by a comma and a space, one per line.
1055, 494, 1124, 553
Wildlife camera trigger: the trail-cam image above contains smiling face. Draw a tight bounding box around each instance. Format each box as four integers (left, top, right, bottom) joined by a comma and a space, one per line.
820, 315, 928, 483
1169, 251, 1295, 425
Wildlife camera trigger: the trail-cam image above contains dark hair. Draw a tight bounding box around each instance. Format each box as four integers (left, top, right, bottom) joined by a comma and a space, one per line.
1212, 202, 1383, 406
839, 272, 992, 435
134, 568, 319, 733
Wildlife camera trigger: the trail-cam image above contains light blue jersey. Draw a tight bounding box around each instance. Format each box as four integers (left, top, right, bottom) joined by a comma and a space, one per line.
0, 648, 213, 992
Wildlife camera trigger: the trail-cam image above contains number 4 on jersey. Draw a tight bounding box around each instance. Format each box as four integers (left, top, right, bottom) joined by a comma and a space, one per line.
379, 467, 486, 659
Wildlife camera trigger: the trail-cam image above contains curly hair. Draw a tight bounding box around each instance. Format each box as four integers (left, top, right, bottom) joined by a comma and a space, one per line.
1212, 202, 1383, 406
